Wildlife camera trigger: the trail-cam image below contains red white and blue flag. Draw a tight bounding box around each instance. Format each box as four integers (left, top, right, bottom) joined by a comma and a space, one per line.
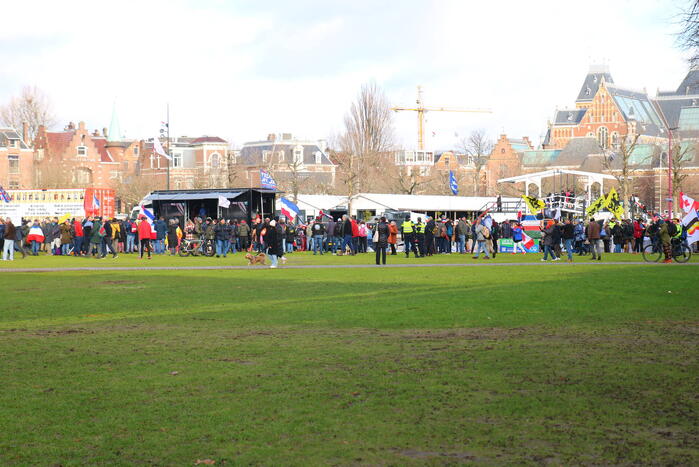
0, 185, 12, 203
27, 225, 45, 243
521, 214, 540, 232
280, 197, 300, 222
92, 194, 100, 210
139, 204, 155, 223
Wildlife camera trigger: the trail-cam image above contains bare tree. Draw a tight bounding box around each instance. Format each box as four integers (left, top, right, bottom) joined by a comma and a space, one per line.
0, 86, 56, 142
114, 174, 156, 212
670, 139, 695, 205
336, 82, 394, 212
390, 165, 431, 194
602, 133, 643, 216
459, 129, 493, 195
678, 1, 699, 66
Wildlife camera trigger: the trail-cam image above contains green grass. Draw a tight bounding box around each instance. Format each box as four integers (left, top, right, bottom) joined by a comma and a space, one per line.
1, 249, 696, 269
0, 258, 698, 465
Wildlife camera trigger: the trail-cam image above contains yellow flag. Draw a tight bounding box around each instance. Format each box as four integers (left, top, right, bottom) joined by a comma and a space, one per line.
58, 212, 72, 223
604, 188, 624, 220
586, 195, 606, 217
521, 195, 545, 215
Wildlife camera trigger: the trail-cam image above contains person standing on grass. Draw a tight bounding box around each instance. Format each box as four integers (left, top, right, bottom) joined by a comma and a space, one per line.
472, 219, 490, 260
541, 220, 559, 262
312, 217, 325, 255
2, 218, 16, 261
265, 219, 282, 268
59, 220, 73, 256
137, 215, 153, 259
388, 220, 398, 255
511, 222, 525, 254
586, 218, 603, 261
27, 219, 44, 256
561, 218, 575, 262
108, 218, 120, 259
633, 218, 644, 253
168, 218, 180, 256
374, 216, 390, 265
658, 218, 673, 263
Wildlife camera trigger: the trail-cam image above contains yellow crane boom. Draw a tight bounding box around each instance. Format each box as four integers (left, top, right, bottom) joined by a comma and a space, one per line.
391, 85, 491, 150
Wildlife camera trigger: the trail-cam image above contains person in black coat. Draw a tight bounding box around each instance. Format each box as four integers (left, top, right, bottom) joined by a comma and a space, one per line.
167, 219, 179, 256
264, 220, 284, 268
374, 217, 390, 265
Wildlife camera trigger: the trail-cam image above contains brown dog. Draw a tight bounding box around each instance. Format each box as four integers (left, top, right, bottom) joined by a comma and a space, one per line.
245, 252, 267, 266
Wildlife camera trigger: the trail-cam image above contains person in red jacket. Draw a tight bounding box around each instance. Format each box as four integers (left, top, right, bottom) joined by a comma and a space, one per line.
137, 216, 153, 259
350, 216, 360, 255
632, 218, 644, 253
72, 218, 84, 256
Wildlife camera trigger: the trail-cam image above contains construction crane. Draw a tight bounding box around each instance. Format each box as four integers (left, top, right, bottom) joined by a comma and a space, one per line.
391, 85, 491, 150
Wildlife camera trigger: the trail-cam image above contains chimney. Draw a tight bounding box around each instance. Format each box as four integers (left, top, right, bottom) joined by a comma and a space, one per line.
92, 130, 100, 137
282, 133, 292, 140
22, 122, 29, 144
67, 122, 75, 130
103, 127, 108, 138
78, 121, 86, 131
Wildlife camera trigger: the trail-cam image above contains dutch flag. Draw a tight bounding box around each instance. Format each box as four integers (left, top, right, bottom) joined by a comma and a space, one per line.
280, 197, 300, 222
140, 204, 155, 223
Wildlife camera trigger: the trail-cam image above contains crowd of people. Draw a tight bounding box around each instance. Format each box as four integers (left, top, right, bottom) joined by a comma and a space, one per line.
0, 212, 691, 266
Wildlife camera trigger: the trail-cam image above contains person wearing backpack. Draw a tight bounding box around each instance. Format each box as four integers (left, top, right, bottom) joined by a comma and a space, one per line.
472, 219, 490, 260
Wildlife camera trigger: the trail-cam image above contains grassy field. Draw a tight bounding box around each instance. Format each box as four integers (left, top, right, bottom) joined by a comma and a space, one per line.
0, 255, 698, 465
1, 249, 697, 269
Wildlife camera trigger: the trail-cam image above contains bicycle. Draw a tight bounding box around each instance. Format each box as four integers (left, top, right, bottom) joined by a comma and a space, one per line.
178, 238, 215, 257
642, 238, 692, 263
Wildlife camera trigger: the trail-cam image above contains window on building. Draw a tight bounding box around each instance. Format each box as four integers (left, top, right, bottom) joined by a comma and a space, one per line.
123, 161, 129, 172
611, 132, 620, 150
73, 167, 93, 185
9, 181, 18, 189
133, 145, 139, 156
157, 155, 161, 169
9, 139, 18, 148
149, 154, 155, 168
314, 151, 322, 164
278, 151, 285, 162
173, 151, 182, 168
293, 145, 304, 165
262, 150, 270, 163
77, 145, 87, 157
210, 153, 220, 168
597, 126, 609, 149
36, 148, 44, 160
8, 155, 19, 174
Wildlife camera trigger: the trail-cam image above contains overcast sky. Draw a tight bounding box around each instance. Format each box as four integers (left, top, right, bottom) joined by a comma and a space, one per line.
0, 0, 691, 150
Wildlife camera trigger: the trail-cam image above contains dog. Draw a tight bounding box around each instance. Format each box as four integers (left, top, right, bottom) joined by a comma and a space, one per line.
245, 252, 267, 266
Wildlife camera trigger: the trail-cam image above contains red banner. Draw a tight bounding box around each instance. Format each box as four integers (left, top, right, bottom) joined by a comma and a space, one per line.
83, 187, 116, 218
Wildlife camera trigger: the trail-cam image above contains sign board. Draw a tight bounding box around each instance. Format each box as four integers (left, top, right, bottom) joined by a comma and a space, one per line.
498, 238, 540, 253
0, 188, 115, 225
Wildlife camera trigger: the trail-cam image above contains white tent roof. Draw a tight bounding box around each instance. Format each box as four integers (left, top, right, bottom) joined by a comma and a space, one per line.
296, 193, 519, 215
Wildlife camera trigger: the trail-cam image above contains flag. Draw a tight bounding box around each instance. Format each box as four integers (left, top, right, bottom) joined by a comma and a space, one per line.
27, 225, 45, 243
448, 170, 458, 195
0, 185, 12, 203
92, 194, 101, 210
153, 136, 172, 161
139, 204, 155, 223
58, 213, 72, 223
483, 215, 493, 230
218, 196, 230, 209
586, 194, 606, 217
319, 210, 332, 220
522, 231, 535, 249
280, 197, 300, 222
679, 192, 699, 214
522, 195, 545, 215
521, 214, 540, 232
516, 210, 523, 221
682, 209, 699, 245
260, 169, 277, 190
604, 188, 624, 220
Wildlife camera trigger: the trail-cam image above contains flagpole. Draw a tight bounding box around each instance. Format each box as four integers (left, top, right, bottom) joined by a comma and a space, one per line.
166, 103, 170, 191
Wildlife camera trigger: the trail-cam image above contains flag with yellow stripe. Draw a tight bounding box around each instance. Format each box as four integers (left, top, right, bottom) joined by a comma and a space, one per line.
521, 195, 545, 215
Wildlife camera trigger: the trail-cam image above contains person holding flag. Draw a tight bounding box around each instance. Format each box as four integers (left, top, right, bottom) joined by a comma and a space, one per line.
511, 222, 526, 254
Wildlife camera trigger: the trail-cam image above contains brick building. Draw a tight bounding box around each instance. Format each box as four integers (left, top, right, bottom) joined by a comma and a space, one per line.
0, 125, 34, 189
